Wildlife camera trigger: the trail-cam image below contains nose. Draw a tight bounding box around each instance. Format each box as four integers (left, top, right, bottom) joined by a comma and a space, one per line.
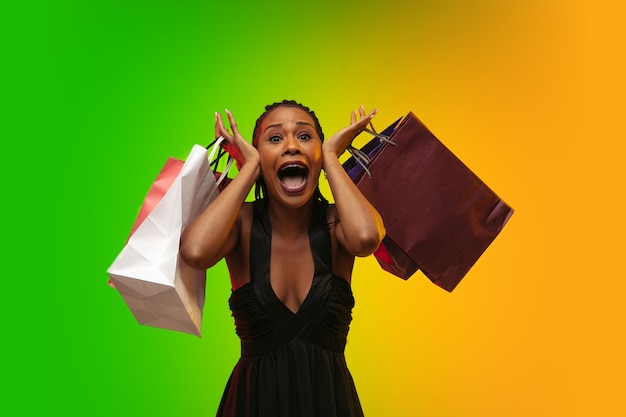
283, 135, 301, 155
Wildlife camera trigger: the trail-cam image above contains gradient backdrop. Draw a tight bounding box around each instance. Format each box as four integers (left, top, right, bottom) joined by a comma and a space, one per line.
3, 0, 625, 416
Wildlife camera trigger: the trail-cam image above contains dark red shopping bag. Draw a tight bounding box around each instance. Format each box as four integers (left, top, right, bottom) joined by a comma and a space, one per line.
346, 112, 514, 291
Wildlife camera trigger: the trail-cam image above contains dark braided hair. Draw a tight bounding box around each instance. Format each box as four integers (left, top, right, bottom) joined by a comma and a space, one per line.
252, 100, 327, 203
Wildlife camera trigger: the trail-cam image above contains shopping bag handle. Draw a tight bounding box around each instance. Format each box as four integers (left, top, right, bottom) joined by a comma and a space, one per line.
206, 137, 227, 167
207, 136, 225, 159
216, 156, 233, 187
363, 120, 395, 146
346, 146, 372, 178
345, 121, 396, 179
207, 137, 234, 186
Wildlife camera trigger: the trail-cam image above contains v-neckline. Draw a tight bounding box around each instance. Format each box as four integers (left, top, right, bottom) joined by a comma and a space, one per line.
268, 228, 317, 315
268, 274, 316, 315
249, 199, 331, 316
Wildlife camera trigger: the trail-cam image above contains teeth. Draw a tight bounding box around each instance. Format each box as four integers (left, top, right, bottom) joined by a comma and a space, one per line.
281, 164, 305, 171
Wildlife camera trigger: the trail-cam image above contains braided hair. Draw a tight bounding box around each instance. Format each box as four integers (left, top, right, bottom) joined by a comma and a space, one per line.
252, 100, 328, 203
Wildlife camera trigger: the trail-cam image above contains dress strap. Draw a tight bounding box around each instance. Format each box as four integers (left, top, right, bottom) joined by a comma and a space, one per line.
249, 199, 271, 283
308, 198, 333, 275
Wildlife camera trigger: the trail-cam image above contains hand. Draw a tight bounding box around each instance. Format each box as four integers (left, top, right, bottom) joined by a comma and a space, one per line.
322, 106, 379, 158
215, 109, 259, 171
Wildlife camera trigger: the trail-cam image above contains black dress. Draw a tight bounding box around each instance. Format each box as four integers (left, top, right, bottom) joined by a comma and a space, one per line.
216, 199, 364, 417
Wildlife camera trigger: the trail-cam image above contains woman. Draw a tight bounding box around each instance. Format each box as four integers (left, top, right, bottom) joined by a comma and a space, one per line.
180, 100, 385, 417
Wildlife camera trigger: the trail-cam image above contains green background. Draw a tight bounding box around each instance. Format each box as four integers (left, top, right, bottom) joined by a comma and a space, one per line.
3, 1, 625, 416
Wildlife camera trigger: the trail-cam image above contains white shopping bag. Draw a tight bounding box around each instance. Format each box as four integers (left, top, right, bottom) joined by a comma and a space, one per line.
108, 140, 230, 337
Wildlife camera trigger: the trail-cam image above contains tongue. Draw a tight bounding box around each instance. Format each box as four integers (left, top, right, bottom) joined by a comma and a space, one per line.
282, 175, 306, 191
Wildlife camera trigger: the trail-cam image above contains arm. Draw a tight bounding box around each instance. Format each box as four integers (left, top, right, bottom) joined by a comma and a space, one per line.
180, 110, 260, 269
322, 106, 386, 257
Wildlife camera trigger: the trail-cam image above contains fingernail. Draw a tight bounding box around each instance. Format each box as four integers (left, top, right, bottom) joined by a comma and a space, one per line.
215, 112, 218, 120
225, 109, 230, 114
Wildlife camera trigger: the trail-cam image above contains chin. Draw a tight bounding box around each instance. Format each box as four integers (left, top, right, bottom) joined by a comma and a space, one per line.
268, 186, 317, 208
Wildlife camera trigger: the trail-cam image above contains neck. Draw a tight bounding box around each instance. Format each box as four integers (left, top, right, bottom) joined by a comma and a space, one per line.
267, 198, 314, 237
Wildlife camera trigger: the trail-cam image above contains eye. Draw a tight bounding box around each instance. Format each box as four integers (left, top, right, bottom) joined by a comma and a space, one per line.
298, 132, 312, 141
268, 134, 282, 143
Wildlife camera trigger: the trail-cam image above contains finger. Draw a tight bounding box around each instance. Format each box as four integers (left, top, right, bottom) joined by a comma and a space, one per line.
350, 109, 357, 125
215, 112, 222, 138
353, 111, 376, 131
359, 105, 366, 120
225, 109, 240, 136
356, 112, 375, 130
215, 112, 232, 140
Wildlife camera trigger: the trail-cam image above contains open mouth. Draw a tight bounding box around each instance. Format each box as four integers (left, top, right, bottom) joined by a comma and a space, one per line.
278, 163, 309, 193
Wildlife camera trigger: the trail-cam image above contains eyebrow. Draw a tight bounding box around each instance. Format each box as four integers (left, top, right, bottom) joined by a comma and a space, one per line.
264, 121, 315, 132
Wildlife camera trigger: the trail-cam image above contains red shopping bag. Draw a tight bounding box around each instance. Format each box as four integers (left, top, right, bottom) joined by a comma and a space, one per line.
347, 112, 514, 291
130, 158, 185, 238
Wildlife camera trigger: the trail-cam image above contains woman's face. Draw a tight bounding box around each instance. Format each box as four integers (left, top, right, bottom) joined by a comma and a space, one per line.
256, 106, 323, 208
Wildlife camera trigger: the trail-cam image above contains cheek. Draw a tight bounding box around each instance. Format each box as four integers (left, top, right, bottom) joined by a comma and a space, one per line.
312, 150, 323, 173
257, 145, 275, 172
306, 142, 323, 162
259, 159, 274, 178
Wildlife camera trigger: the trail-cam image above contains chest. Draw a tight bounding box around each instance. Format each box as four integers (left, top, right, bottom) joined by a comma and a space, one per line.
269, 234, 315, 312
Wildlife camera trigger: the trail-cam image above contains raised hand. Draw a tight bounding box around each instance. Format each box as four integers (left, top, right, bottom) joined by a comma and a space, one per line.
322, 106, 379, 159
215, 109, 260, 171
320, 105, 385, 258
